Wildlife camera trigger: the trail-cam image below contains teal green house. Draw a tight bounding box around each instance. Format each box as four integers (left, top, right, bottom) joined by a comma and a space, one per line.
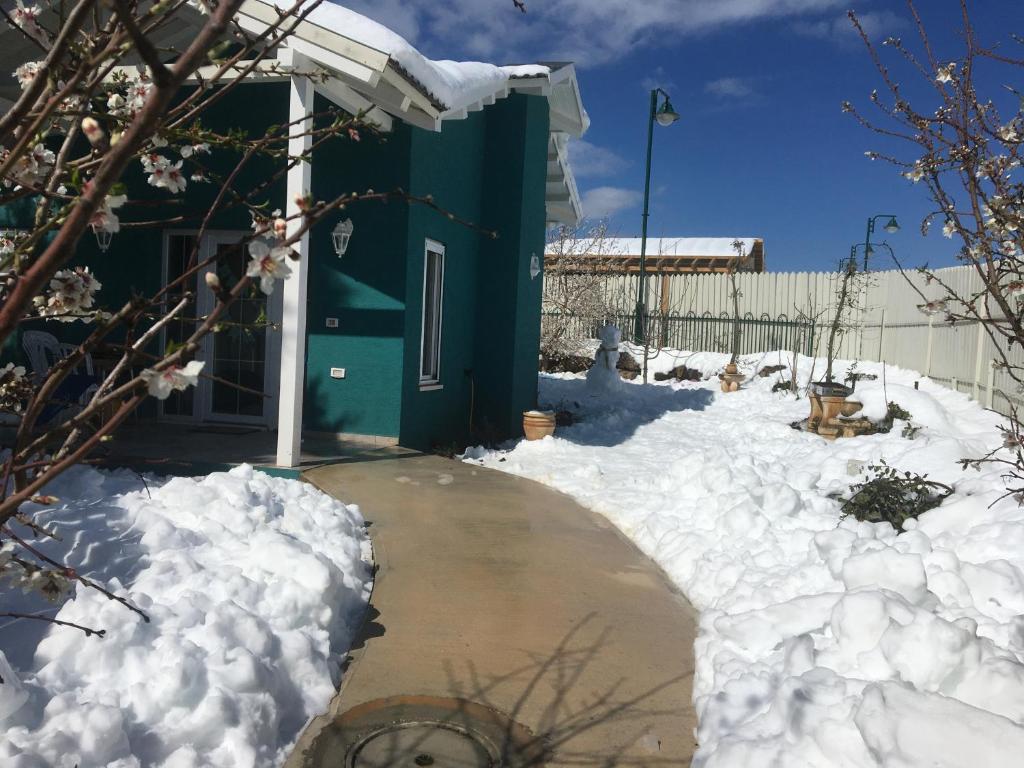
5, 2, 587, 466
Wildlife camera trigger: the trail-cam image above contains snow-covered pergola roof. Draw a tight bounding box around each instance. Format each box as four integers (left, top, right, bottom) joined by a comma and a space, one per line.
547, 237, 767, 273
597, 238, 759, 258
0, 0, 588, 225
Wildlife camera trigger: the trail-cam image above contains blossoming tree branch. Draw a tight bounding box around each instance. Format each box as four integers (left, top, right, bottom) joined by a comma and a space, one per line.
848, 0, 1024, 494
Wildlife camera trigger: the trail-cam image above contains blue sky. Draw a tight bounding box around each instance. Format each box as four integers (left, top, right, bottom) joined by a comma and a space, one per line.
342, 1, 1017, 272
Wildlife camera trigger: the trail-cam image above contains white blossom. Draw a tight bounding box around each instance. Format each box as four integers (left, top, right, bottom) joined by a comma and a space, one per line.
918, 299, 947, 316
8, 143, 55, 187
179, 143, 210, 158
142, 154, 187, 193
13, 61, 40, 90
12, 2, 45, 43
90, 193, 126, 234
0, 362, 31, 413
246, 239, 292, 294
935, 63, 955, 84
33, 267, 102, 322
998, 124, 1019, 143
943, 219, 955, 238
141, 360, 205, 400
904, 162, 925, 183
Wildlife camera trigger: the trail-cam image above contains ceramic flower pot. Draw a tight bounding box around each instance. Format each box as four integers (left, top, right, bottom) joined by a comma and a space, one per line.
807, 391, 824, 431
523, 410, 556, 441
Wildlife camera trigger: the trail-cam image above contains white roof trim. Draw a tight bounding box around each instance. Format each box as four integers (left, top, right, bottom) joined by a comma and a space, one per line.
546, 132, 583, 227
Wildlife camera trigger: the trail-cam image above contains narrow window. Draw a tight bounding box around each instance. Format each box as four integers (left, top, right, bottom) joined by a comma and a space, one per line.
419, 240, 445, 385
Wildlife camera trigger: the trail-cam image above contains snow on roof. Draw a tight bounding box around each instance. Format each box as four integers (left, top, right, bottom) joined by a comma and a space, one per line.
296, 2, 550, 110
553, 237, 760, 258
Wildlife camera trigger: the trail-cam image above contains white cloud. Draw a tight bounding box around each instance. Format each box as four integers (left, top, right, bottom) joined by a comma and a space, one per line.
581, 186, 642, 219
705, 76, 755, 99
794, 10, 906, 46
567, 139, 630, 178
339, 0, 847, 68
642, 66, 678, 94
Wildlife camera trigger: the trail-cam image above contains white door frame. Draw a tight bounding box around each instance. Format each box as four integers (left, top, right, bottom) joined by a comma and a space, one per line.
160, 229, 283, 426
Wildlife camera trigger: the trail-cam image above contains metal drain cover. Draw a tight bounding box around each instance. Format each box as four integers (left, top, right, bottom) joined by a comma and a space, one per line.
296, 696, 547, 768
352, 723, 493, 767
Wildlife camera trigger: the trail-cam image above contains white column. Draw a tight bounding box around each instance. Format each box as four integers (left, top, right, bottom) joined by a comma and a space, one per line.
276, 58, 313, 467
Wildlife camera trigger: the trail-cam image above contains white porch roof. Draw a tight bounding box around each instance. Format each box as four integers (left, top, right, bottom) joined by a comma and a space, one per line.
0, 0, 587, 225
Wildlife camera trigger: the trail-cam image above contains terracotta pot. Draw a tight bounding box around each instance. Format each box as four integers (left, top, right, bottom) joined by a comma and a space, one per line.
839, 399, 863, 418
819, 395, 848, 425
523, 410, 556, 441
807, 391, 823, 431
725, 362, 738, 375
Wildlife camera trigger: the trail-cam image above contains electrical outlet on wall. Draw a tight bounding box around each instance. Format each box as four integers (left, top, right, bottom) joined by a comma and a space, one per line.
325, 317, 339, 328
330, 367, 346, 379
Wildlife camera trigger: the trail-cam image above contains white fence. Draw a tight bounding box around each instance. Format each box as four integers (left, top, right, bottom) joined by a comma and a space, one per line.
544, 264, 1023, 417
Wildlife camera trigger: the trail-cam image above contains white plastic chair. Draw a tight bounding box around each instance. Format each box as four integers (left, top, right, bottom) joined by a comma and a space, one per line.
21, 331, 98, 421
22, 330, 94, 376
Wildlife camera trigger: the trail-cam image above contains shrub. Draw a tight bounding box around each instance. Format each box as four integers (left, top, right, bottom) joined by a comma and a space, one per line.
841, 461, 952, 529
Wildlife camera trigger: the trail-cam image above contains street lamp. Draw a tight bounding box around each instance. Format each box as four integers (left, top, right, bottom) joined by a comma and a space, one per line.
862, 214, 899, 271
635, 87, 679, 383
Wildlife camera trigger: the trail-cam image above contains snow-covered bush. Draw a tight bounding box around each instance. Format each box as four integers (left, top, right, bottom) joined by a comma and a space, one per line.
841, 462, 953, 529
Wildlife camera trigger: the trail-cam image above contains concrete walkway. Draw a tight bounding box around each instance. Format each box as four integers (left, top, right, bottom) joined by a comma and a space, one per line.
297, 454, 699, 766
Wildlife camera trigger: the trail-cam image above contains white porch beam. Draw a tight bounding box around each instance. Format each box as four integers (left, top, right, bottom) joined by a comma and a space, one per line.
314, 77, 393, 132
276, 66, 314, 468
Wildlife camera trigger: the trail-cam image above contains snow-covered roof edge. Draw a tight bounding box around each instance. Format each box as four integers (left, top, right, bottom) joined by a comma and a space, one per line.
550, 237, 762, 258
253, 1, 587, 134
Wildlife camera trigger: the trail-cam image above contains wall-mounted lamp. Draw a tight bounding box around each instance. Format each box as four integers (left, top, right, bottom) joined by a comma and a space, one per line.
93, 225, 113, 253
332, 218, 354, 258
529, 253, 541, 280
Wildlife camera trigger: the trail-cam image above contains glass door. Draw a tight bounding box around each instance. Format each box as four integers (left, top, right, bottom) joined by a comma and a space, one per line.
200, 235, 281, 425
161, 232, 281, 425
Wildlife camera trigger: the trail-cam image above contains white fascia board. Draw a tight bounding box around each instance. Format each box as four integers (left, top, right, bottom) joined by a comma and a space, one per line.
548, 132, 582, 225
379, 66, 440, 119
544, 65, 588, 137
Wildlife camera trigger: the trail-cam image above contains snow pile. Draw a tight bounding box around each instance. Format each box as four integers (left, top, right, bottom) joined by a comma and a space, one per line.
467, 348, 1024, 766
0, 465, 372, 768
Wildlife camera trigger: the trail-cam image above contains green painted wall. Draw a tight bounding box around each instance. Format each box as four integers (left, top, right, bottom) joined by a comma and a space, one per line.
394, 94, 549, 450
398, 113, 486, 449
472, 94, 550, 440
305, 94, 411, 438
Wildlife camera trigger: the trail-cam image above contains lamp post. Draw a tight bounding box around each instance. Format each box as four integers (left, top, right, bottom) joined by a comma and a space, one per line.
862, 214, 899, 271
635, 88, 679, 383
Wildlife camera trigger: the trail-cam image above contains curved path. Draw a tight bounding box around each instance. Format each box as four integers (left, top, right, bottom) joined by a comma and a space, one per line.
293, 454, 698, 766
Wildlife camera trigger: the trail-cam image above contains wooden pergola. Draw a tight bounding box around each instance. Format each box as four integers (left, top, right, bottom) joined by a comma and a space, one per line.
545, 238, 766, 274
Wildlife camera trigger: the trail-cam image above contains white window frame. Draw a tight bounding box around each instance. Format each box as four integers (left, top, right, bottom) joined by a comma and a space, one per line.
419, 239, 445, 389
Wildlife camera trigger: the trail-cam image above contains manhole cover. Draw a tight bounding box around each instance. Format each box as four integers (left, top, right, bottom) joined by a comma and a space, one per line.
298, 696, 547, 768
352, 723, 493, 767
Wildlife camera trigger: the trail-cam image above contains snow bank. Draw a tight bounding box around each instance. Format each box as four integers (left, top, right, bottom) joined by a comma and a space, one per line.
468, 348, 1024, 766
0, 465, 371, 768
